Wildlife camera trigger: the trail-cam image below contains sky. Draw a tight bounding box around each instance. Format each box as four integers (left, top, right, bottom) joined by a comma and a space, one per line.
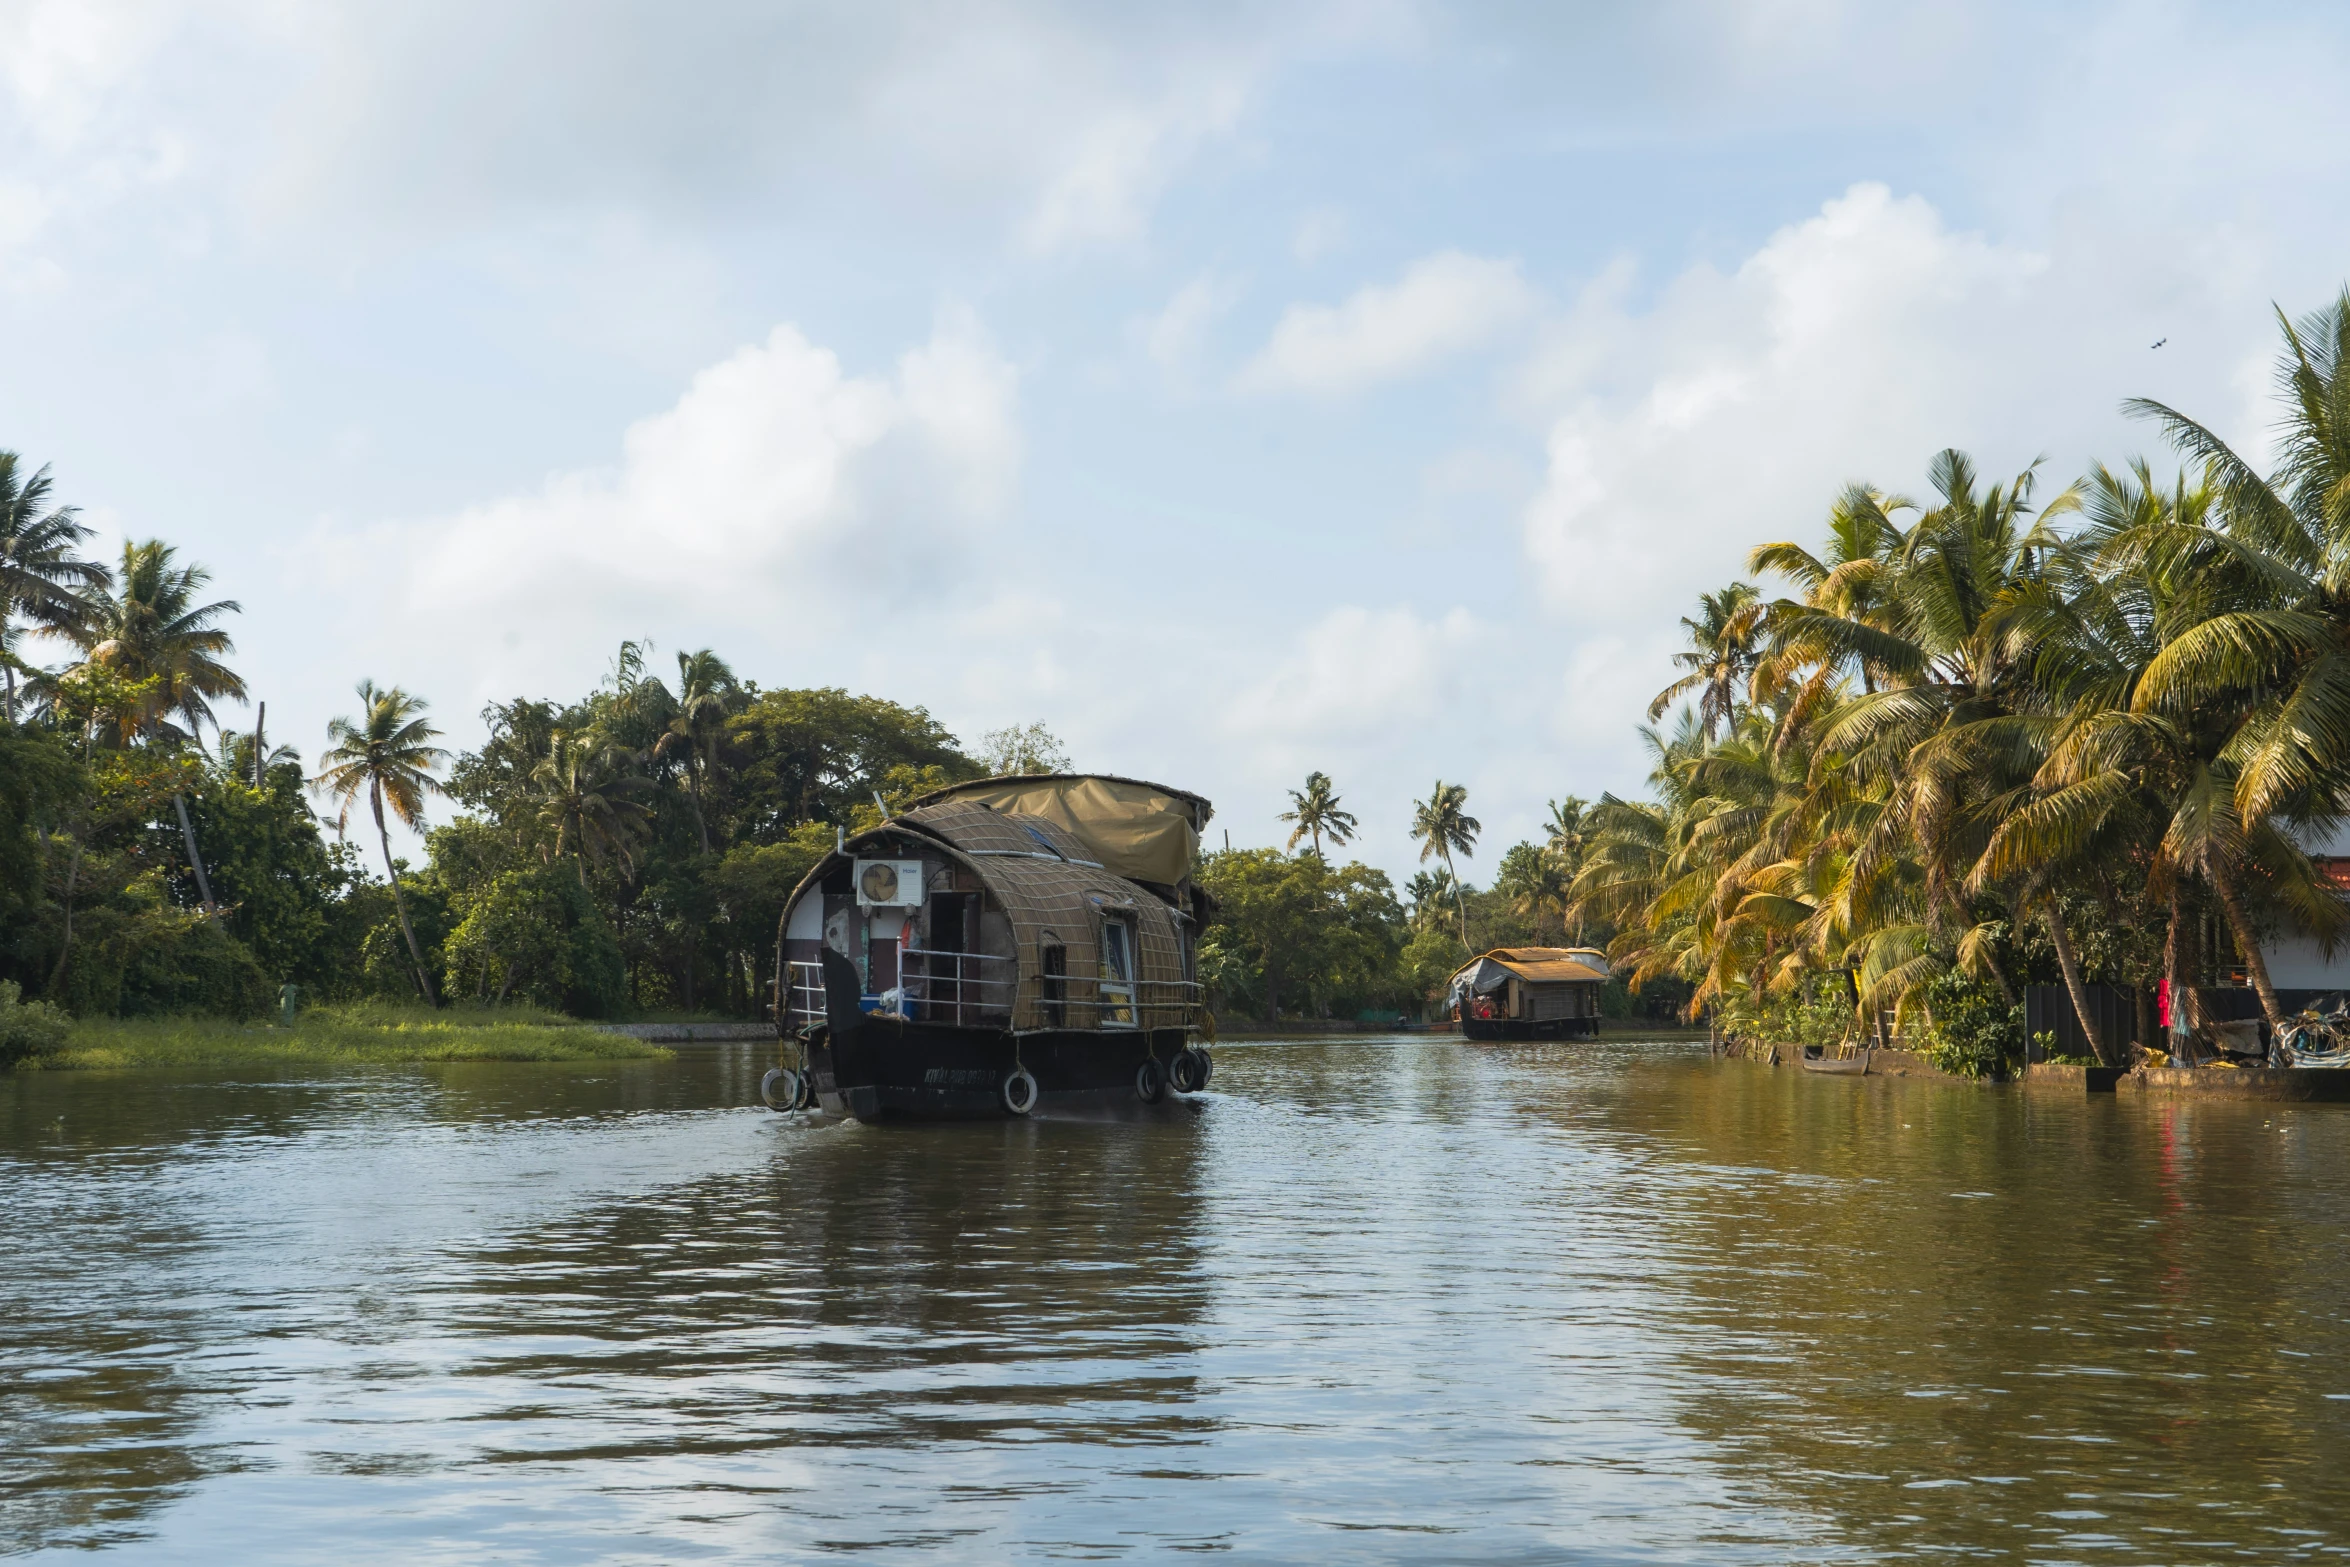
6, 0, 2350, 885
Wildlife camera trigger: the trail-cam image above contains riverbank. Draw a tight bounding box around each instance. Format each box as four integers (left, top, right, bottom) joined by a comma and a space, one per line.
20, 1002, 673, 1070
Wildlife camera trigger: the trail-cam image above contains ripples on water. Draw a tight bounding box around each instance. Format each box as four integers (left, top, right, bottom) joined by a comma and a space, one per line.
5, 1038, 2350, 1562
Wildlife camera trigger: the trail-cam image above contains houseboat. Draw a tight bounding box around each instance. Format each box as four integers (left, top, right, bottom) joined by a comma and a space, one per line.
1449, 947, 1609, 1040
764, 774, 1213, 1120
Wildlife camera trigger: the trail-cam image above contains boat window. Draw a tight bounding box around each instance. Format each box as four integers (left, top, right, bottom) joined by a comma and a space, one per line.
1099, 918, 1137, 1027
1041, 936, 1067, 1027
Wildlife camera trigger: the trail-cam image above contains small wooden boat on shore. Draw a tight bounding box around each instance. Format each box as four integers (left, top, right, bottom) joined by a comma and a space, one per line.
1800, 1045, 1872, 1075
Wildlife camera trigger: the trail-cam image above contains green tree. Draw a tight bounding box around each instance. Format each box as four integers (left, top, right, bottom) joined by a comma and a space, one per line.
977, 721, 1070, 776
1278, 771, 1358, 858
0, 455, 108, 720
69, 539, 247, 910
315, 681, 449, 1004
1648, 581, 1764, 740
728, 687, 974, 835
649, 647, 738, 854
534, 732, 650, 885
442, 862, 626, 1015
1409, 779, 1480, 948
1196, 848, 1403, 1021
1493, 841, 1568, 942
2119, 289, 2350, 1029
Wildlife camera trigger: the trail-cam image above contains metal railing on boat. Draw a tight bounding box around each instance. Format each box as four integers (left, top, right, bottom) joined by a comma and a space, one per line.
781, 953, 1201, 1031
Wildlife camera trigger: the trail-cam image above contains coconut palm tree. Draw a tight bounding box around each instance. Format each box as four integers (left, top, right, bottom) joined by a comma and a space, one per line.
2121, 291, 2350, 1023
534, 732, 650, 886
651, 647, 736, 854
68, 539, 247, 908
1410, 780, 1480, 947
316, 681, 449, 1004
1278, 771, 1358, 858
73, 539, 245, 743
0, 455, 109, 720
1648, 581, 1765, 740
1494, 842, 1569, 941
1404, 868, 1456, 929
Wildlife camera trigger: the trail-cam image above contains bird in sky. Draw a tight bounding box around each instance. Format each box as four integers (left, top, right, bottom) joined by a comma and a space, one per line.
2152, 337, 2167, 348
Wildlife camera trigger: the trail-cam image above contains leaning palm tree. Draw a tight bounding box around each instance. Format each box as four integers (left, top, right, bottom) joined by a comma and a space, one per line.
1410, 780, 1480, 947
651, 647, 736, 854
0, 455, 109, 720
1649, 581, 1765, 740
315, 681, 449, 1004
1278, 771, 1358, 858
2122, 289, 2350, 1031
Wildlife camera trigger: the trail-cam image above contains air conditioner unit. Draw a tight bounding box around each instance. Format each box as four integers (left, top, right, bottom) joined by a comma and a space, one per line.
854, 858, 924, 909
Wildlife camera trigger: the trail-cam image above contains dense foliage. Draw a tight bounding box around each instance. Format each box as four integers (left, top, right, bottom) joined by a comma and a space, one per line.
1569, 289, 2350, 1070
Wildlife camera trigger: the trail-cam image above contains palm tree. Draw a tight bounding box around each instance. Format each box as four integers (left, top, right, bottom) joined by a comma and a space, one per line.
1410, 780, 1480, 947
71, 539, 246, 909
1278, 771, 1358, 858
1649, 582, 1765, 740
1404, 868, 1456, 929
534, 732, 650, 886
1494, 842, 1568, 941
1543, 796, 1591, 942
2120, 288, 2350, 1031
315, 681, 449, 1004
73, 539, 245, 742
0, 455, 109, 720
651, 647, 736, 854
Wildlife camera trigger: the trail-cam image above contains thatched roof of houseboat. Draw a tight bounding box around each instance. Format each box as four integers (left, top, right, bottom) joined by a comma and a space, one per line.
1451, 948, 1611, 993
903, 774, 1212, 887
801, 799, 1194, 1031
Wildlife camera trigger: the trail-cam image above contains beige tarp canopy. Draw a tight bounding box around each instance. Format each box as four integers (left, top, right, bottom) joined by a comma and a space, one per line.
906, 774, 1213, 887
1451, 948, 1611, 993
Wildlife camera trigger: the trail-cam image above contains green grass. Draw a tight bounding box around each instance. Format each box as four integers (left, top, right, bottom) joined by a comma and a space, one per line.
23, 1001, 671, 1071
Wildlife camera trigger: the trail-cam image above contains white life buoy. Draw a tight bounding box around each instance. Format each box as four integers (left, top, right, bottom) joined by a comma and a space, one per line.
760, 1067, 804, 1112
1002, 1067, 1040, 1116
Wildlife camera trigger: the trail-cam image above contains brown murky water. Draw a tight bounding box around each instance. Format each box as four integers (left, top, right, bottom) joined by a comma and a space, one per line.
5, 1037, 2349, 1562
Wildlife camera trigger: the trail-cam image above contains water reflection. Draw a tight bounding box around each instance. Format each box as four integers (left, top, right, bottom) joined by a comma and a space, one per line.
5, 1041, 2350, 1560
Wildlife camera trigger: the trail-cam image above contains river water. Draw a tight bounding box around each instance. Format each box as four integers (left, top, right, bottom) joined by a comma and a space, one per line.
5, 1035, 2349, 1563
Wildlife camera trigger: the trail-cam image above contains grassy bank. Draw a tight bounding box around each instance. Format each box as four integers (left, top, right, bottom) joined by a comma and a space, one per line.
21, 1000, 671, 1071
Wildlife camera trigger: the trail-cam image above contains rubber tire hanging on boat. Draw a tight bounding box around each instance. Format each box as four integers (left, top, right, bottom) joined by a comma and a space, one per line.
1169, 1048, 1204, 1094
760, 1067, 804, 1112
1001, 1067, 1040, 1117
1192, 1046, 1212, 1088
1134, 1058, 1166, 1104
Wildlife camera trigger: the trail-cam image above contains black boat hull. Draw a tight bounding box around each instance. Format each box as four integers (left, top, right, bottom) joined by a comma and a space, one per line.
804, 948, 1195, 1120
803, 1016, 1195, 1120
1459, 1017, 1601, 1042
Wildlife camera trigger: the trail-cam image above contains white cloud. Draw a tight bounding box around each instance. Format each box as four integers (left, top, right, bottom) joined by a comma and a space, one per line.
1239, 250, 1537, 395
1225, 604, 1483, 748
1520, 183, 2076, 621
369, 315, 1020, 697
1133, 271, 1243, 373
1021, 90, 1243, 256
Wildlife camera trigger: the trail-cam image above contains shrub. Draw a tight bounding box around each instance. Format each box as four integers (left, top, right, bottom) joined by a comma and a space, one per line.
0, 979, 69, 1065
441, 864, 627, 1018
1917, 968, 2021, 1078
